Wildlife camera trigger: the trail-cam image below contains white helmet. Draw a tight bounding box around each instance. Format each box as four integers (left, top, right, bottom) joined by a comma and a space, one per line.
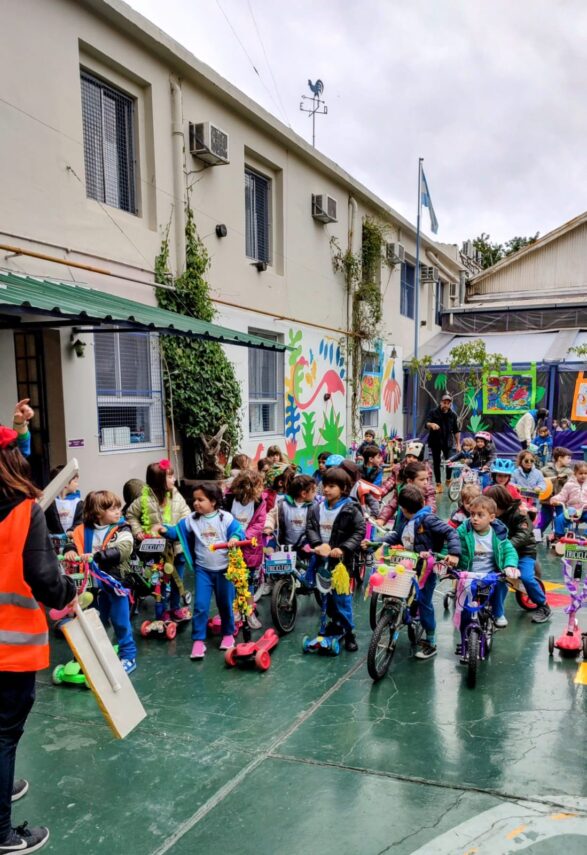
405, 441, 424, 458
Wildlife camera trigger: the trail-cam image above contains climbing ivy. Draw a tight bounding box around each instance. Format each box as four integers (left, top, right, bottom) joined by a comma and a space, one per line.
155, 208, 242, 475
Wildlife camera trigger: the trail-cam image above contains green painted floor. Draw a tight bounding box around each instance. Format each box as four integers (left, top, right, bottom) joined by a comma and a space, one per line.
14, 504, 587, 854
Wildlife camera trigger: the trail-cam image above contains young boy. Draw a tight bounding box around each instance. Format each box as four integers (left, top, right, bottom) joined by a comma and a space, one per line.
312, 451, 330, 495
534, 424, 553, 468
449, 482, 482, 528
264, 474, 317, 551
374, 485, 460, 660
306, 468, 365, 651
540, 446, 573, 535
360, 445, 384, 486
44, 464, 83, 536
356, 430, 376, 461
456, 495, 519, 628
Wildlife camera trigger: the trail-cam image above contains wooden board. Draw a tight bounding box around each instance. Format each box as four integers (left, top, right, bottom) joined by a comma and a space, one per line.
62, 608, 147, 739
38, 458, 79, 510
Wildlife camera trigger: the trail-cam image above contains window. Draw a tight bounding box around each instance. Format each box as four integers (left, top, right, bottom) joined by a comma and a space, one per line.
245, 168, 271, 262
400, 262, 415, 319
360, 409, 379, 428
81, 71, 136, 213
362, 350, 381, 374
94, 332, 164, 451
248, 330, 284, 435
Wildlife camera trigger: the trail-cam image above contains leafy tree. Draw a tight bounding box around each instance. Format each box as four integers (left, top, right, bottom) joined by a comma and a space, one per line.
504, 233, 539, 256
472, 232, 539, 269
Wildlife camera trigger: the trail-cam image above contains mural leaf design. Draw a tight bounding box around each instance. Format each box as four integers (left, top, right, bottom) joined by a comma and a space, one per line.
467, 413, 490, 433
285, 393, 301, 439
319, 407, 345, 453
434, 372, 448, 390
301, 411, 316, 453
535, 385, 546, 404
465, 387, 480, 412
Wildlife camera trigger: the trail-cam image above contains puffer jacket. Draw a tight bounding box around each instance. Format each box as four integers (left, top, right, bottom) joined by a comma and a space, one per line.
72, 522, 134, 580
541, 461, 572, 499
457, 518, 518, 571
126, 487, 190, 556
470, 441, 496, 470
510, 466, 546, 492
552, 476, 587, 513
378, 479, 437, 526
306, 497, 366, 565
383, 506, 461, 556
498, 500, 536, 559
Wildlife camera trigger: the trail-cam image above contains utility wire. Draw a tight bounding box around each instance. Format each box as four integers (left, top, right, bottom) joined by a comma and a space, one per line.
246, 0, 291, 127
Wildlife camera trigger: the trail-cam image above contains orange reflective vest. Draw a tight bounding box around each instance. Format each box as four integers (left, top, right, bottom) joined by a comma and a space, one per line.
0, 500, 50, 671
72, 524, 120, 557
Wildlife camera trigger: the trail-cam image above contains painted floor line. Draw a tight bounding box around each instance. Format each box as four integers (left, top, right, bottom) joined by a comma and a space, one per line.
574, 662, 587, 684
269, 752, 587, 816
148, 655, 367, 855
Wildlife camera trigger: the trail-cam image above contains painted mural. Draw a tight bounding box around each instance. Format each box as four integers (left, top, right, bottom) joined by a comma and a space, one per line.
571, 372, 587, 422
482, 364, 537, 414
359, 342, 403, 441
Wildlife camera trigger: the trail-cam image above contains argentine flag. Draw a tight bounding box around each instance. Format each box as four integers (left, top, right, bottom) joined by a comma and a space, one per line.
421, 169, 439, 235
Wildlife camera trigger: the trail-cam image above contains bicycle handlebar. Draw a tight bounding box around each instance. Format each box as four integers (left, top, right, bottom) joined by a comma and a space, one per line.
209, 538, 257, 552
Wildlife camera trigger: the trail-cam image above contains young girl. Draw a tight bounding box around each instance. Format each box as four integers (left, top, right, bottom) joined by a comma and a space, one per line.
550, 461, 587, 539
511, 449, 547, 492
267, 445, 287, 464
161, 482, 245, 659
126, 459, 191, 622
224, 453, 252, 490
449, 482, 482, 528
263, 463, 296, 513
379, 441, 432, 502
224, 470, 267, 628
67, 491, 137, 673
306, 468, 365, 652
377, 461, 436, 528
470, 431, 496, 487
122, 478, 144, 517
485, 459, 521, 500
44, 464, 83, 536
264, 474, 317, 551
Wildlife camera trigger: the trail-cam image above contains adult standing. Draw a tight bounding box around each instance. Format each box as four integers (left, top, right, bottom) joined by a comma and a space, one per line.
425, 393, 461, 493
0, 426, 76, 853
514, 408, 548, 450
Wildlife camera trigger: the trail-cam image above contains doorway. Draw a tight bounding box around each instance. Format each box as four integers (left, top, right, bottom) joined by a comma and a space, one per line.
14, 331, 50, 486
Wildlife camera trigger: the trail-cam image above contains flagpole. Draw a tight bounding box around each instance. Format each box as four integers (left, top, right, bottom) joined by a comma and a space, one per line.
411, 157, 423, 439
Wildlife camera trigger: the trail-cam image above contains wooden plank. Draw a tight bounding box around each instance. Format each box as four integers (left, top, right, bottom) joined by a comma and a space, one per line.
62, 608, 147, 739
38, 458, 79, 510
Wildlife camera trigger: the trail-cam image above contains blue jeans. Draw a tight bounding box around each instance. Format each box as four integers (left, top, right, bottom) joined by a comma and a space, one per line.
0, 672, 36, 841
461, 580, 508, 632
418, 571, 437, 637
518, 555, 546, 606
539, 503, 554, 534
325, 592, 354, 634
554, 507, 587, 537
192, 567, 235, 641
97, 588, 136, 661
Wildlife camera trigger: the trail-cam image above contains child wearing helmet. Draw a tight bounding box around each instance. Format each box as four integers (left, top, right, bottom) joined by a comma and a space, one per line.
487, 458, 521, 500
469, 431, 496, 488
379, 441, 433, 504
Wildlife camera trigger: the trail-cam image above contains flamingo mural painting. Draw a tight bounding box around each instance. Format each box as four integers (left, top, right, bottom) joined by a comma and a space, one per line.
360, 343, 403, 440
284, 328, 347, 472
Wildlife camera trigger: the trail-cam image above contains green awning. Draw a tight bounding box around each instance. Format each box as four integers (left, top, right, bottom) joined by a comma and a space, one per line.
0, 272, 285, 351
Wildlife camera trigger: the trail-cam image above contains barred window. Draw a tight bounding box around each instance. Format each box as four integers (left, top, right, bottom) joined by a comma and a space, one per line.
94, 332, 165, 451
80, 71, 136, 213
400, 262, 415, 319
245, 168, 271, 262
248, 330, 284, 435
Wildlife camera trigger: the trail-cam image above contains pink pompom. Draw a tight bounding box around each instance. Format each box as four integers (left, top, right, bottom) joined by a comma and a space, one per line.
369, 574, 383, 588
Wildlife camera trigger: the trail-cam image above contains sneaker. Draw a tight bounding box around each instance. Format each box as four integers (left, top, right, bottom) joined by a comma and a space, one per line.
344, 632, 358, 652
219, 635, 235, 651
121, 658, 136, 675
324, 621, 341, 637
171, 607, 191, 622
11, 780, 29, 802
0, 823, 49, 852
190, 640, 206, 659
247, 611, 262, 630
414, 640, 437, 660
531, 603, 552, 624
494, 616, 508, 628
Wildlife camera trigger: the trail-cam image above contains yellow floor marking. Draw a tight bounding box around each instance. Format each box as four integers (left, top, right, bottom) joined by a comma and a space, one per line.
574, 662, 587, 685
550, 812, 578, 820
506, 824, 527, 839
543, 581, 566, 591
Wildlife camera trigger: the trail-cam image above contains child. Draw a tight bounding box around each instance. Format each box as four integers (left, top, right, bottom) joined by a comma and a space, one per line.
485, 485, 551, 622
449, 482, 482, 528
456, 495, 519, 628
376, 485, 460, 659
534, 425, 553, 467
360, 445, 384, 486
336, 459, 381, 518
550, 461, 587, 539
267, 445, 287, 464
540, 446, 573, 534
122, 478, 144, 517
161, 482, 245, 659
126, 459, 191, 622
469, 431, 496, 487
485, 459, 521, 500
264, 474, 317, 550
377, 461, 436, 528
224, 470, 267, 629
379, 440, 432, 500
224, 453, 252, 490
44, 464, 83, 536
306, 468, 365, 651
312, 451, 330, 495
446, 436, 475, 467
263, 463, 296, 513
67, 491, 137, 673
356, 429, 376, 460
510, 449, 547, 493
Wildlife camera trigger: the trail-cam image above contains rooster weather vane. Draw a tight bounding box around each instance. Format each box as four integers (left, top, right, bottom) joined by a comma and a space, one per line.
300, 79, 328, 147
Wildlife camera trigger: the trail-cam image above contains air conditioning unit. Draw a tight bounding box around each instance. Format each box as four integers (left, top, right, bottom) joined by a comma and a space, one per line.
189, 121, 229, 165
386, 242, 405, 264
449, 281, 458, 300
462, 239, 474, 257
312, 193, 338, 223
420, 265, 439, 282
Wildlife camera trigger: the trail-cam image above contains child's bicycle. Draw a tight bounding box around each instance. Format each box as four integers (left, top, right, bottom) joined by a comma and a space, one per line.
447, 464, 479, 503
263, 546, 321, 635
441, 567, 506, 689
549, 512, 587, 660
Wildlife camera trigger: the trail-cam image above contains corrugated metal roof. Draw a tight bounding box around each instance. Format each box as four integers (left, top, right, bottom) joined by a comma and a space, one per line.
430, 332, 558, 364
0, 273, 285, 351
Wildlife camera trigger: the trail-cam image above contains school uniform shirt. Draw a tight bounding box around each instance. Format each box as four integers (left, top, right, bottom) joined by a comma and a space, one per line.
230, 499, 255, 530
471, 529, 497, 576
54, 495, 82, 533
280, 499, 312, 547
91, 524, 110, 552
184, 511, 243, 572
319, 500, 346, 545
401, 519, 416, 551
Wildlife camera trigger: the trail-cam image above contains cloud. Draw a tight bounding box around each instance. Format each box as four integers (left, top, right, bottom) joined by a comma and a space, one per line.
127, 0, 587, 244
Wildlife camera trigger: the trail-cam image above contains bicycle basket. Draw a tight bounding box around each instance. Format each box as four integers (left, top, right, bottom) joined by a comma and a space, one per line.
376, 566, 417, 599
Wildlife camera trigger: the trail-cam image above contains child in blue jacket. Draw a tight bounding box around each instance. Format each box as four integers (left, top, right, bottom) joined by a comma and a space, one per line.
161, 481, 245, 660
510, 449, 546, 492
371, 485, 460, 660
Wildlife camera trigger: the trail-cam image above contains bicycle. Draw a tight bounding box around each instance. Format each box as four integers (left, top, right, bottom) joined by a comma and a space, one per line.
447, 464, 480, 504
264, 546, 321, 635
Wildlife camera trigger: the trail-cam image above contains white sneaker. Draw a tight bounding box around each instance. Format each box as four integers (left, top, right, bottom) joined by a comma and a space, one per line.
494, 615, 508, 628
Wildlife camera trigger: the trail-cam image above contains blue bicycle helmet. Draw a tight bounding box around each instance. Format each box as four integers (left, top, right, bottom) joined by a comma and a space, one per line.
325, 453, 345, 467
491, 458, 515, 475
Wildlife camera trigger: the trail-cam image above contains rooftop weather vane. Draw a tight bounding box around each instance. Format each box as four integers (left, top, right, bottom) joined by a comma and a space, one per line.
300, 79, 328, 148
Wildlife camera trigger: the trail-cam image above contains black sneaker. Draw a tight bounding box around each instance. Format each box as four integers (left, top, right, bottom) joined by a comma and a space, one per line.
344, 632, 359, 652
414, 640, 437, 660
531, 603, 552, 624
324, 621, 341, 637
0, 823, 49, 853
11, 779, 28, 802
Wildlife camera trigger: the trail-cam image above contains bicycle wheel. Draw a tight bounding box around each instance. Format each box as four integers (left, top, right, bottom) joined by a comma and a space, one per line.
482, 611, 494, 655
369, 592, 383, 630
448, 478, 461, 503
515, 578, 545, 612
367, 608, 400, 681
270, 576, 298, 635
467, 629, 480, 689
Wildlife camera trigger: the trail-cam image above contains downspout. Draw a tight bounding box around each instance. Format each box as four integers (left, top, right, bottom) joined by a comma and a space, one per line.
170, 77, 186, 276
347, 195, 359, 443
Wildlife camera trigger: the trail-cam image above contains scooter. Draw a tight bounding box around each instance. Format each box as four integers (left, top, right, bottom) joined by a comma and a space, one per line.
137, 536, 191, 640
302, 563, 344, 656
549, 529, 587, 659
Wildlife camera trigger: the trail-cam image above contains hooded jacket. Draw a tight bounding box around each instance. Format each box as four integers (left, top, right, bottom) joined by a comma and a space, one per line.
470, 441, 496, 470
378, 478, 437, 526
306, 497, 366, 562
498, 500, 536, 559
456, 518, 518, 571
510, 466, 546, 492
223, 494, 267, 568
551, 476, 587, 513
382, 506, 461, 556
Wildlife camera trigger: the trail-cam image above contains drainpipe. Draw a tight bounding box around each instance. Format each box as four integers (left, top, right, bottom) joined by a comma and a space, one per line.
170, 77, 186, 276
347, 195, 359, 444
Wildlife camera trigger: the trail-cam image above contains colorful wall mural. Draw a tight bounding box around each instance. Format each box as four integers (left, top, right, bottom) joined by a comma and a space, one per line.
571, 372, 587, 422
359, 342, 403, 440
482, 364, 537, 414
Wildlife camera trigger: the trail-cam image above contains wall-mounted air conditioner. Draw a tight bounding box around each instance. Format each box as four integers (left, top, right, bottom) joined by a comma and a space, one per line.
189, 121, 229, 165
420, 265, 439, 282
462, 239, 474, 257
312, 194, 338, 223
386, 242, 405, 264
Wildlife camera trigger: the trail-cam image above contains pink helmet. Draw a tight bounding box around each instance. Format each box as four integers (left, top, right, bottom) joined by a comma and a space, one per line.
475, 431, 492, 443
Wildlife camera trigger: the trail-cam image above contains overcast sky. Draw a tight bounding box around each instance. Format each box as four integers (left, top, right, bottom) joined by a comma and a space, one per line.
127, 0, 587, 246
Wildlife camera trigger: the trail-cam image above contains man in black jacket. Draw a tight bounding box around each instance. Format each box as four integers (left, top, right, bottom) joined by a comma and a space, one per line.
425, 393, 461, 493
